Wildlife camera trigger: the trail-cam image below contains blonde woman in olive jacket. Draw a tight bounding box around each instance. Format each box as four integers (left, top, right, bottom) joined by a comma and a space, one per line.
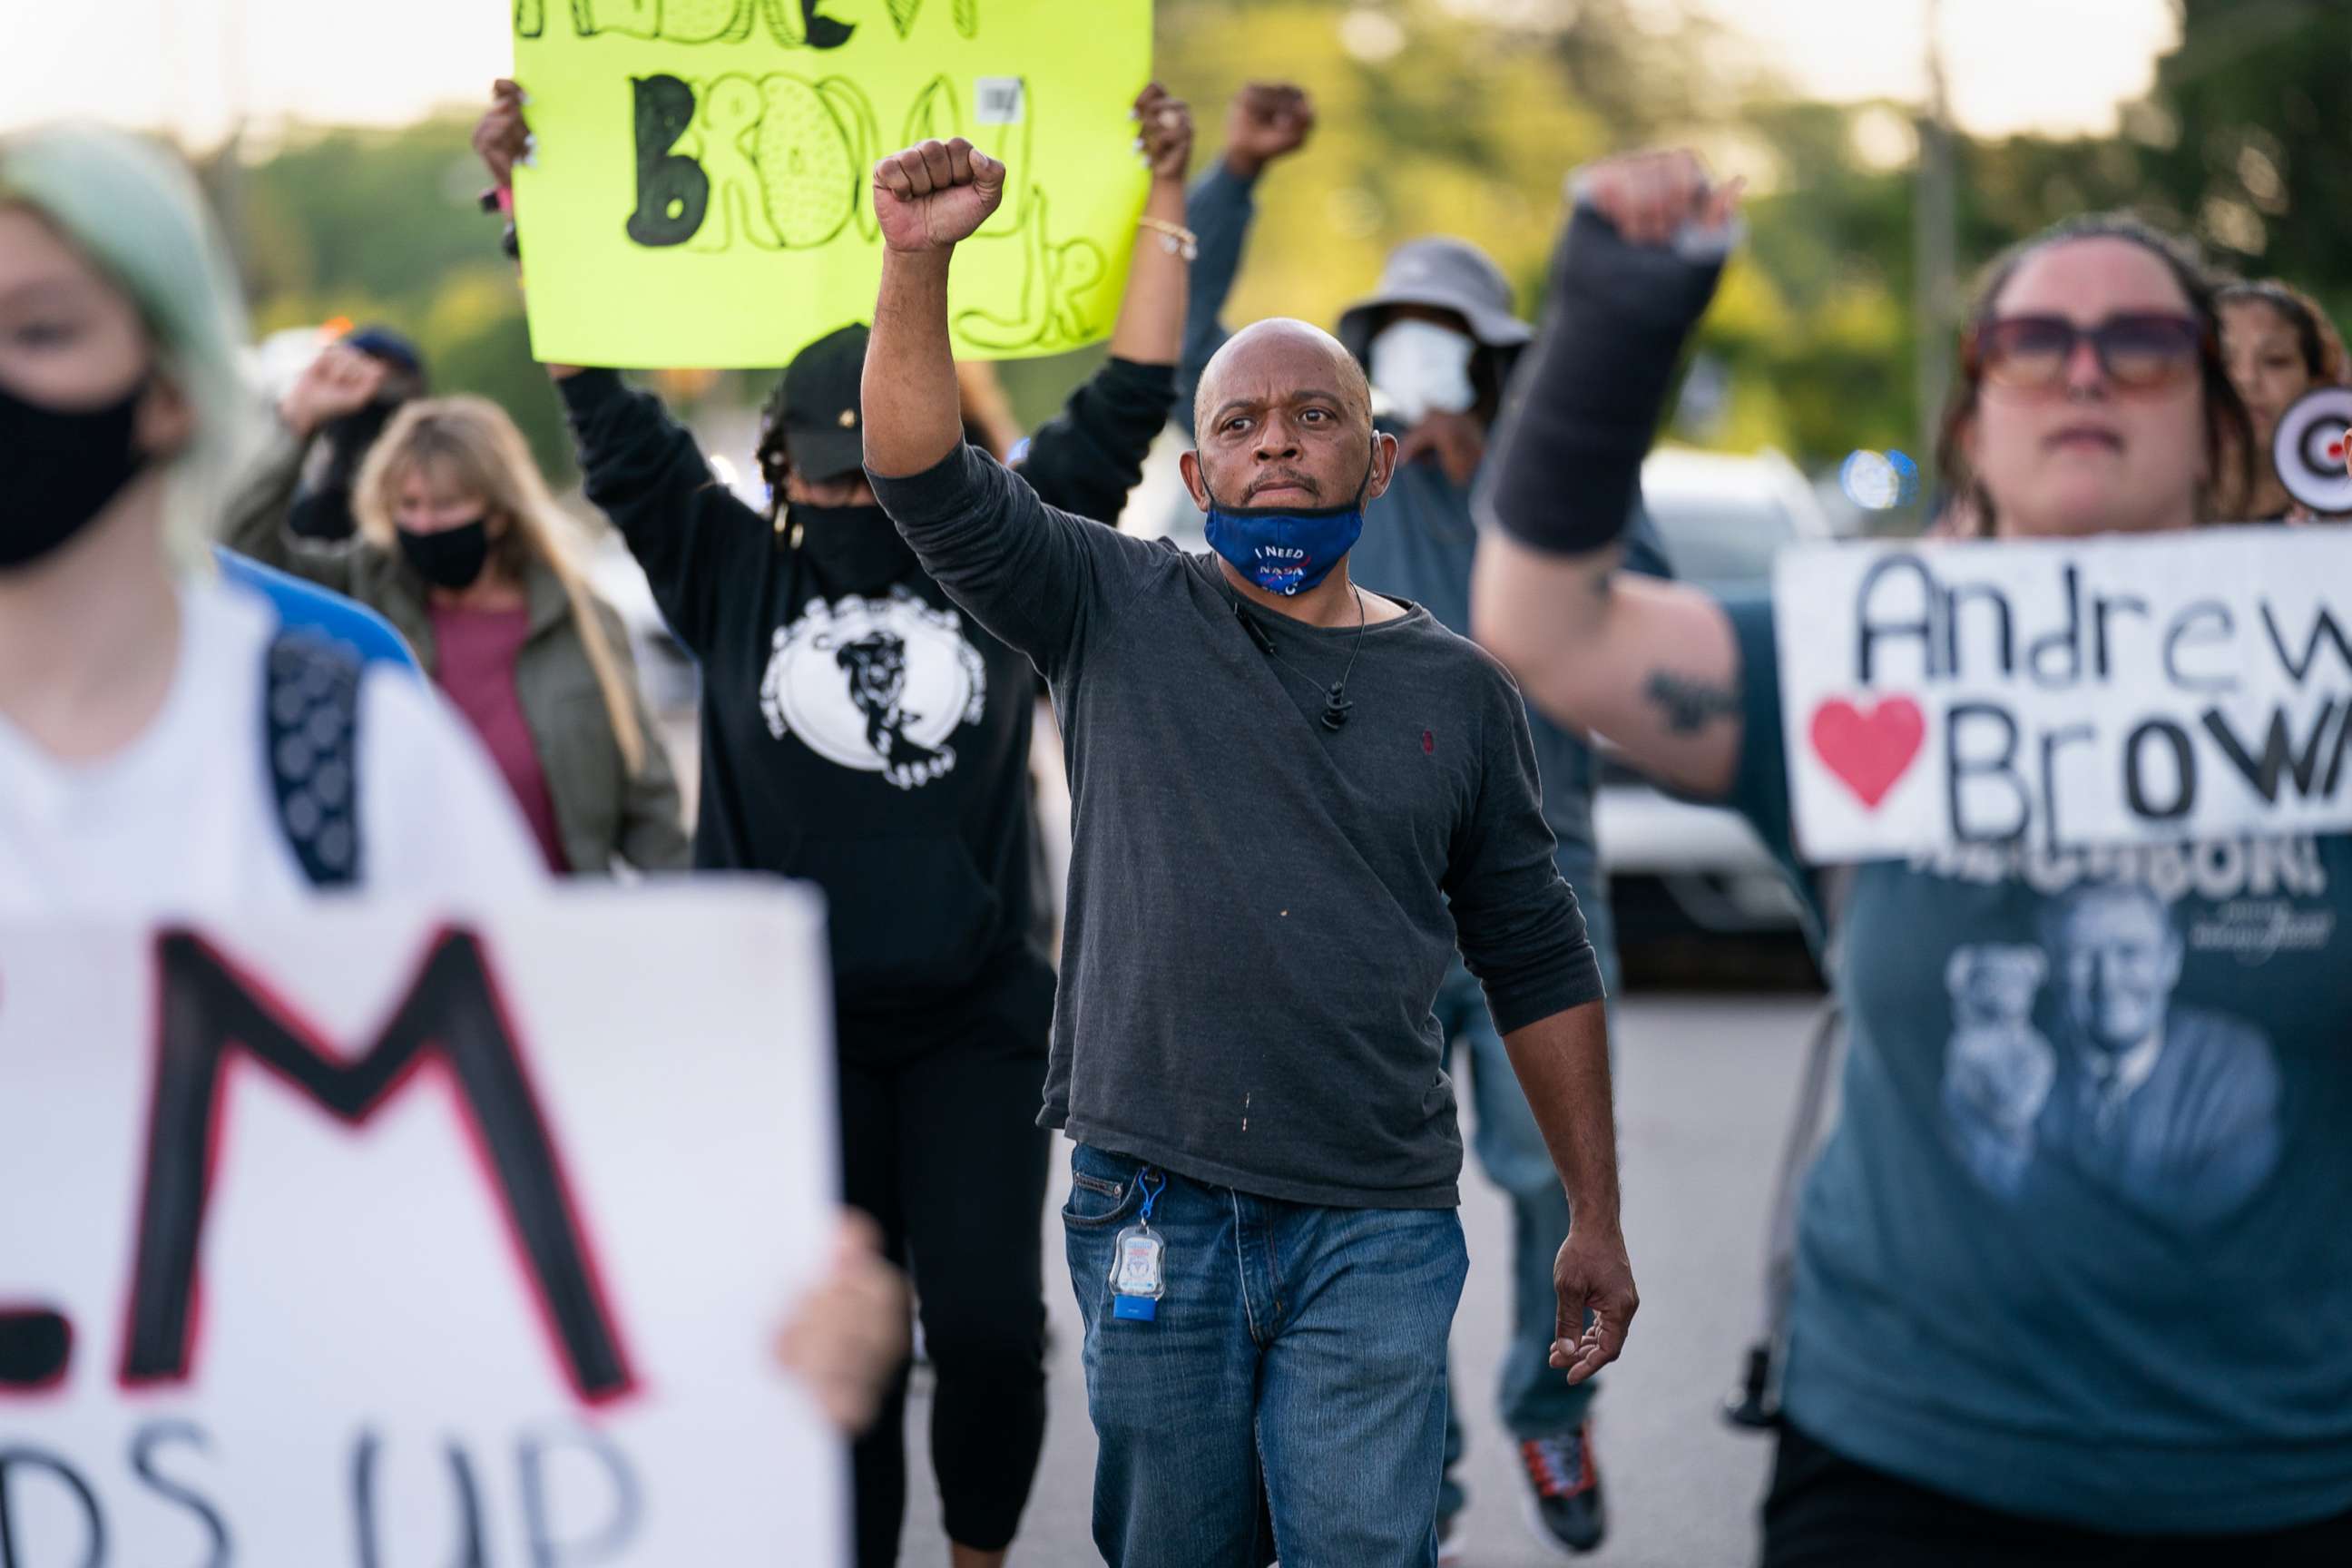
224, 355, 686, 876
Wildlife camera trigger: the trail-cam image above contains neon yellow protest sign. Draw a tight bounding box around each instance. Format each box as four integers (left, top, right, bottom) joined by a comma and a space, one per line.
512, 1, 1152, 368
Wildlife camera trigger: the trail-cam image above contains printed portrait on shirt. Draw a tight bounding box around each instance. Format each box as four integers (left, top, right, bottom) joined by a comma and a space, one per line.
1938, 878, 2284, 1224
1939, 943, 2058, 1198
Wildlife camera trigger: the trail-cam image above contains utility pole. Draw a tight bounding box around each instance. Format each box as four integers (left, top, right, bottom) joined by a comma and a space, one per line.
1913, 0, 1957, 522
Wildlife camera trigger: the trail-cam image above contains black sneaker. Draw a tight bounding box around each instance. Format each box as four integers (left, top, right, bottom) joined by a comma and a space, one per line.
1519, 1424, 1606, 1553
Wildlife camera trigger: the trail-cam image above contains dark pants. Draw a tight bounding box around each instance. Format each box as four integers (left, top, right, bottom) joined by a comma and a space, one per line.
1763, 1421, 2352, 1568
838, 1004, 1051, 1564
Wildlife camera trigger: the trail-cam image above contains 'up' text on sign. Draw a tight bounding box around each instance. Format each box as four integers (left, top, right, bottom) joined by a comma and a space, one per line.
1773, 528, 2352, 861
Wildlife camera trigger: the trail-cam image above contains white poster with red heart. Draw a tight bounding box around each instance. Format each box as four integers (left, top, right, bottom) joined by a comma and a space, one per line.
1772, 528, 2352, 862
0, 887, 846, 1564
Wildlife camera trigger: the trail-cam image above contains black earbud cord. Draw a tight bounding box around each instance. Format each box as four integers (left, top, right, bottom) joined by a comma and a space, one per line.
1230, 584, 1367, 732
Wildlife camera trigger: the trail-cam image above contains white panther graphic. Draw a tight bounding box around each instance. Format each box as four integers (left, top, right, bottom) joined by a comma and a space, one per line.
759, 591, 986, 790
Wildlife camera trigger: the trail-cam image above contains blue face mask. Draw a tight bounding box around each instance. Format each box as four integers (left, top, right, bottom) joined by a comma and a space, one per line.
1201, 441, 1377, 597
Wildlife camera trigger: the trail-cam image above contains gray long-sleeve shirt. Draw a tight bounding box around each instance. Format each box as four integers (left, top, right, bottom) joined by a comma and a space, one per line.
1177, 164, 1675, 987
870, 444, 1603, 1207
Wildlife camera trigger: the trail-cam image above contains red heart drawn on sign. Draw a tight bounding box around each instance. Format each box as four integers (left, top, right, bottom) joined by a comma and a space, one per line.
1808, 696, 1926, 809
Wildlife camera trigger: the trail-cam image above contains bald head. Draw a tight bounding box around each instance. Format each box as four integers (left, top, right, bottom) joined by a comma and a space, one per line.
1194, 318, 1373, 440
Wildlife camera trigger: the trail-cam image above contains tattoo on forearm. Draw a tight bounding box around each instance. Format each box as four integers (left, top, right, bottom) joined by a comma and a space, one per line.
1644, 670, 1741, 734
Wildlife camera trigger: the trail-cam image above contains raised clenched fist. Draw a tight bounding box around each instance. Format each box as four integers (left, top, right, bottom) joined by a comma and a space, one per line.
1573, 148, 1744, 247
871, 138, 1006, 256
279, 342, 390, 441
1222, 83, 1314, 181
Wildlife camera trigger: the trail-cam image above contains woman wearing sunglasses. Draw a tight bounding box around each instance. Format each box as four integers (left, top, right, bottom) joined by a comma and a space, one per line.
1472, 150, 2352, 1563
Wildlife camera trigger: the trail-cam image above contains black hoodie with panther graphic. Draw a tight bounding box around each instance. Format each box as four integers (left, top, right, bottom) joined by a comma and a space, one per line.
559, 358, 1172, 1040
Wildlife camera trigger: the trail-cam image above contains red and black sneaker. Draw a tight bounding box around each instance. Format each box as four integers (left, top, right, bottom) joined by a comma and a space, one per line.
1519, 1422, 1607, 1554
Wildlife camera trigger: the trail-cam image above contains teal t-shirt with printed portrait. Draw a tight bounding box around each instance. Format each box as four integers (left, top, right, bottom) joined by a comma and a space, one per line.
1720, 590, 2352, 1534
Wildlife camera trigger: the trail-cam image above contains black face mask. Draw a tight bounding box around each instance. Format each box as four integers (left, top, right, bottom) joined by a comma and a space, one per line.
0, 374, 152, 572
787, 502, 915, 597
396, 515, 493, 591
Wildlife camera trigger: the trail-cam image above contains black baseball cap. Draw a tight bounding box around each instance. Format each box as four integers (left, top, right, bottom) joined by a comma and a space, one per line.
777, 323, 870, 484
344, 324, 426, 379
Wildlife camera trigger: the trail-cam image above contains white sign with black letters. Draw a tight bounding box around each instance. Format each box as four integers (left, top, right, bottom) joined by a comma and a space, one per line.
1774, 528, 2352, 861
0, 887, 842, 1564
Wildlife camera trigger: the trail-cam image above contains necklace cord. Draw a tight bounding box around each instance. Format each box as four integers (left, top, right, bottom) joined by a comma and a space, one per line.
1232, 583, 1367, 730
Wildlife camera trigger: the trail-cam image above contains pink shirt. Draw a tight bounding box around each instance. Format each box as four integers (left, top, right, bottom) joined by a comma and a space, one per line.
428, 603, 567, 873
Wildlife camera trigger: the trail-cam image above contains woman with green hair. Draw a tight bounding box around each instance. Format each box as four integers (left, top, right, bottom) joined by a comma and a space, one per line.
0, 124, 544, 906
0, 122, 914, 1455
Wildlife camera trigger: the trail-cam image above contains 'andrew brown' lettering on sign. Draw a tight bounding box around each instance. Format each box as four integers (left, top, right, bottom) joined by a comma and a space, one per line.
1773, 529, 2352, 860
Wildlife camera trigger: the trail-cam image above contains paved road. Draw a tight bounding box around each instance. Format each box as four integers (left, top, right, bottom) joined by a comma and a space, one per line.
896, 994, 1821, 1567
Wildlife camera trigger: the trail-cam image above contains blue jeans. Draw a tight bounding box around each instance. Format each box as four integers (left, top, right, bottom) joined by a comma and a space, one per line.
1064, 1142, 1469, 1568
1434, 939, 1614, 1519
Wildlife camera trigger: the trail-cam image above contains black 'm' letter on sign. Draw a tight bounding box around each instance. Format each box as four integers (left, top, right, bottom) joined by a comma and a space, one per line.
626, 74, 709, 247
122, 930, 637, 1404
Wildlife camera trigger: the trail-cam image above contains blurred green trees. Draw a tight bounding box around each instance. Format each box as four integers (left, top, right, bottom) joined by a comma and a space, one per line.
200, 0, 2352, 483
2138, 0, 2352, 297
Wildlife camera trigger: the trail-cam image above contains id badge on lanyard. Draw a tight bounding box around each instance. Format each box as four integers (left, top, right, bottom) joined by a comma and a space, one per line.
1110, 1169, 1168, 1322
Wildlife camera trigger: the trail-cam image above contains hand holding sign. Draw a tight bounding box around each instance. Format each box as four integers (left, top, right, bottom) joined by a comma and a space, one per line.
872, 137, 1005, 253
1134, 82, 1193, 183
476, 77, 531, 191
773, 1210, 908, 1433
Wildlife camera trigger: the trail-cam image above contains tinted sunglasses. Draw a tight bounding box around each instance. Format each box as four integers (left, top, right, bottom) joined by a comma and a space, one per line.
1964, 313, 2210, 394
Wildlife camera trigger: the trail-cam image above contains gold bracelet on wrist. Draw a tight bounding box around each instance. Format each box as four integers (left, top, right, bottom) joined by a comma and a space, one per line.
1138, 216, 1199, 262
